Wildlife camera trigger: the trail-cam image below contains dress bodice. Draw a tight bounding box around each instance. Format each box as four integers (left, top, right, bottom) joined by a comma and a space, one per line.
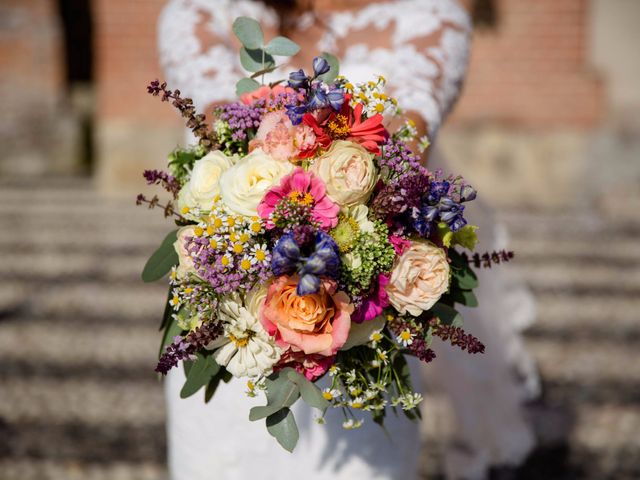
158, 0, 471, 136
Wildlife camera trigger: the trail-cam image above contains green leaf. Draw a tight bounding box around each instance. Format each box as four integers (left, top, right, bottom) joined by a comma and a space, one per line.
204, 368, 229, 403
264, 36, 300, 56
232, 17, 264, 49
159, 287, 174, 331
429, 303, 463, 327
318, 52, 339, 83
236, 77, 261, 96
287, 369, 329, 412
451, 289, 479, 308
453, 266, 479, 290
249, 372, 300, 421
158, 315, 183, 358
266, 407, 299, 452
142, 230, 179, 283
180, 353, 220, 399
239, 47, 275, 73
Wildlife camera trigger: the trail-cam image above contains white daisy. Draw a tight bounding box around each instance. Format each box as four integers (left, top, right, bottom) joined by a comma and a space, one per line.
207, 294, 280, 378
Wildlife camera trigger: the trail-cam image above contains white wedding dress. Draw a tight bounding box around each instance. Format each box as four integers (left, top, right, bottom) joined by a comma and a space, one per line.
158, 1, 539, 479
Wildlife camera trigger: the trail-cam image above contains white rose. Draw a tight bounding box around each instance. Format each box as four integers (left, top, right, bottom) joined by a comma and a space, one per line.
178, 151, 236, 211
173, 226, 197, 279
220, 148, 294, 217
312, 140, 377, 207
386, 240, 450, 316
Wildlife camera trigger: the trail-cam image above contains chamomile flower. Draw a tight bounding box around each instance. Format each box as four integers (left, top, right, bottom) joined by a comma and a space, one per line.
396, 329, 415, 347
344, 369, 357, 384
245, 380, 257, 397
169, 292, 181, 310
418, 135, 431, 154
349, 386, 363, 397
250, 243, 269, 265
369, 330, 384, 348
349, 397, 366, 409
239, 255, 253, 271
342, 419, 364, 430
376, 348, 389, 365
322, 388, 341, 402
400, 392, 424, 410
328, 365, 340, 377
219, 252, 233, 269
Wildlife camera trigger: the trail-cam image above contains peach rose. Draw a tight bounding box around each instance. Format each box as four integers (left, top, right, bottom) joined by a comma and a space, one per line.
261, 275, 354, 356
173, 226, 196, 279
250, 111, 297, 162
386, 240, 450, 316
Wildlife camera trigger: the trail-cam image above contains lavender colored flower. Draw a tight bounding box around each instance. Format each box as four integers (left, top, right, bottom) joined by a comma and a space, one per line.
378, 138, 427, 183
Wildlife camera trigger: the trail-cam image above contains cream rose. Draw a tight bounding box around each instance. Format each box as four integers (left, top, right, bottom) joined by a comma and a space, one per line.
312, 140, 377, 207
178, 150, 236, 211
220, 148, 293, 217
386, 241, 450, 316
173, 226, 197, 279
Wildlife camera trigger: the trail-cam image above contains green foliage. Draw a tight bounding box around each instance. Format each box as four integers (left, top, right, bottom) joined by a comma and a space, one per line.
168, 146, 206, 184
142, 230, 179, 283
318, 52, 340, 83
287, 369, 330, 413
439, 223, 479, 251
266, 407, 299, 452
204, 369, 233, 403
158, 310, 184, 358
232, 17, 264, 49
445, 249, 480, 308
427, 302, 463, 327
265, 36, 301, 56
249, 369, 300, 421
180, 352, 221, 398
232, 16, 301, 94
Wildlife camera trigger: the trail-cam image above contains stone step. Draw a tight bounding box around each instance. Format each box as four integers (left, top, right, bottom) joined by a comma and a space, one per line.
528, 338, 640, 384
0, 320, 159, 368
0, 460, 167, 480
0, 378, 165, 427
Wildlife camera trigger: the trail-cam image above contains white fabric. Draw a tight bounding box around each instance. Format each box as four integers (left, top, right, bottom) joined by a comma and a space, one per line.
158, 1, 539, 478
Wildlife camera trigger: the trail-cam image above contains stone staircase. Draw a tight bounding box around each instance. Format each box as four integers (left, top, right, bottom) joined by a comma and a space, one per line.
0, 178, 638, 479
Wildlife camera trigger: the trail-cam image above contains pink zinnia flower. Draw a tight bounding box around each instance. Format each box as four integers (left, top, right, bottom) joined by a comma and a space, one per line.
389, 235, 411, 255
352, 274, 390, 324
257, 168, 340, 229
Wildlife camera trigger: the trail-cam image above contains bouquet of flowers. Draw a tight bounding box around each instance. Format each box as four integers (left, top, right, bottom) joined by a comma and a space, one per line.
140, 17, 511, 451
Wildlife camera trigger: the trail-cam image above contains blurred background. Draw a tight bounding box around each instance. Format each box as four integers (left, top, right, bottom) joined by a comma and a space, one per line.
0, 0, 638, 479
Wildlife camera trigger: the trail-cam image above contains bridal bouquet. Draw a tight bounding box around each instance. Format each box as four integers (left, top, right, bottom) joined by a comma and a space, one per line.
140, 17, 507, 451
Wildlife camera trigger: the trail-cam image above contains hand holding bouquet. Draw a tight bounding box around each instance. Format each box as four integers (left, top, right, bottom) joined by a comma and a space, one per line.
139, 17, 511, 451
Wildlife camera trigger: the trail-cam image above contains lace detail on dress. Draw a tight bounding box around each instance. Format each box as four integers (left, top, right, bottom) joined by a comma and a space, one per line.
158, 0, 278, 109
158, 0, 471, 134
316, 0, 471, 135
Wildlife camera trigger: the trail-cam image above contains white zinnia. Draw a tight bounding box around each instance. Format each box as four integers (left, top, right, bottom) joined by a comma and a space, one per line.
207, 291, 279, 378
178, 150, 237, 212
219, 148, 293, 217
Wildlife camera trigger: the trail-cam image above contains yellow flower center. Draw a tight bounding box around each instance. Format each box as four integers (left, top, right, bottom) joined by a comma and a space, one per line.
255, 250, 267, 262
288, 191, 314, 206
322, 392, 334, 401
221, 256, 231, 266
250, 222, 262, 233
233, 243, 244, 254
228, 333, 250, 348
327, 114, 351, 139
400, 330, 412, 342
240, 258, 252, 270
194, 226, 204, 237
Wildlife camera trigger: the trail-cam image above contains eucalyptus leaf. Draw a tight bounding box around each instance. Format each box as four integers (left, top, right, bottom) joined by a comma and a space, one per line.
453, 267, 479, 290
142, 230, 179, 283
232, 17, 264, 49
204, 369, 228, 403
249, 372, 300, 421
236, 77, 261, 96
287, 369, 330, 412
159, 287, 174, 331
240, 47, 275, 73
318, 52, 339, 83
180, 353, 220, 399
452, 289, 479, 308
264, 36, 300, 56
429, 303, 463, 327
266, 407, 299, 452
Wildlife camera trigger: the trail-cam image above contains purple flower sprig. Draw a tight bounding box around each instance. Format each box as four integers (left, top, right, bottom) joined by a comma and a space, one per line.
143, 169, 181, 198
428, 317, 485, 354
378, 138, 427, 183
155, 321, 224, 374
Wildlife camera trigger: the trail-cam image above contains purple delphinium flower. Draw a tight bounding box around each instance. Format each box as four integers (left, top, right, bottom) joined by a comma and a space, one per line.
271, 231, 340, 296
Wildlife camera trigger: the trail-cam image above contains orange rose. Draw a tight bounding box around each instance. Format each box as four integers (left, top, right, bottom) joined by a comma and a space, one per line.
261, 275, 353, 356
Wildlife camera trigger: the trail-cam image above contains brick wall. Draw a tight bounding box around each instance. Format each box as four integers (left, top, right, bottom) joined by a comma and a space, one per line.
93, 0, 178, 125
450, 0, 604, 129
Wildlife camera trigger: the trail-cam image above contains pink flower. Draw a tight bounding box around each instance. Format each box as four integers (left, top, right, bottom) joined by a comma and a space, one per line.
389, 235, 411, 255
275, 349, 335, 381
251, 111, 297, 162
352, 274, 390, 324
257, 168, 340, 229
260, 275, 353, 356
240, 85, 293, 105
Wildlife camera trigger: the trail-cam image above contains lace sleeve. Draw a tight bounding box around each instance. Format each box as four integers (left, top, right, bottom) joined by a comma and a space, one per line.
317, 0, 472, 136
157, 0, 278, 111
